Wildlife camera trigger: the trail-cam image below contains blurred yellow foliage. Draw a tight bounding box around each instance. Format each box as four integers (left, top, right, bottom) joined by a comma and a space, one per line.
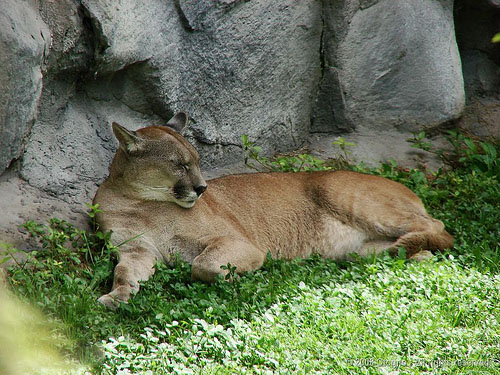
0, 272, 87, 375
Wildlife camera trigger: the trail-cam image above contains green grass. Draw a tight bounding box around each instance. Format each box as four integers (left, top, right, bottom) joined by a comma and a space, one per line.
2, 131, 500, 374
97, 256, 499, 375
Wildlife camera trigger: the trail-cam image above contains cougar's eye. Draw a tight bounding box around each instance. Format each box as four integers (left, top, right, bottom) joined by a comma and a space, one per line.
182, 164, 190, 172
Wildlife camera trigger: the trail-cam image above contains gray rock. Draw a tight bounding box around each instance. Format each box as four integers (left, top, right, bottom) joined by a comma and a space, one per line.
308, 128, 444, 171
462, 51, 500, 100
81, 0, 323, 165
20, 79, 165, 204
311, 67, 353, 133
38, 0, 93, 77
319, 0, 465, 132
0, 0, 50, 175
0, 169, 89, 252
456, 98, 500, 138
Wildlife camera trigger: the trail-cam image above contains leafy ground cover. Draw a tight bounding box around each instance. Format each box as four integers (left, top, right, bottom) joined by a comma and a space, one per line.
2, 131, 499, 374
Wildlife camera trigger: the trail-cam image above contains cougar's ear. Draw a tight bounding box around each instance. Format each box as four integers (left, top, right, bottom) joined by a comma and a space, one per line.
112, 122, 143, 154
165, 111, 189, 133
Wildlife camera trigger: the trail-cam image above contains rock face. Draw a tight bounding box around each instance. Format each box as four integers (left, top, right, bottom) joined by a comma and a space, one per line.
0, 0, 50, 175
2, 0, 496, 248
314, 0, 465, 132
21, 0, 323, 204
81, 0, 323, 164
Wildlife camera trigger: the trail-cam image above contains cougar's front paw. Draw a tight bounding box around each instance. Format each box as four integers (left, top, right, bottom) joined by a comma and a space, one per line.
98, 294, 122, 310
98, 285, 132, 309
97, 288, 131, 310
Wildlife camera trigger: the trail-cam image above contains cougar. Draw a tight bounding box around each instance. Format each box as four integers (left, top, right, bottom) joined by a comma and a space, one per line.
94, 112, 453, 308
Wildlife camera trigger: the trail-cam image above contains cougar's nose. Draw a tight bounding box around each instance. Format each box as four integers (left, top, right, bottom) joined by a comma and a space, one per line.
194, 185, 207, 197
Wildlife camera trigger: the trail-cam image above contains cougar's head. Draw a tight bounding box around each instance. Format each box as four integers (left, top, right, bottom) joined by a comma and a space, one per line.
111, 112, 207, 208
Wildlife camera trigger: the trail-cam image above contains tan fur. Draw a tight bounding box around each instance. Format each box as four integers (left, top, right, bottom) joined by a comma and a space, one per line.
94, 113, 454, 308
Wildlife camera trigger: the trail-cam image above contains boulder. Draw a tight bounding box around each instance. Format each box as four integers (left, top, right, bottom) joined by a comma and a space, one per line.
20, 80, 166, 203
316, 0, 465, 132
461, 51, 500, 100
80, 0, 323, 166
38, 0, 93, 78
0, 0, 50, 175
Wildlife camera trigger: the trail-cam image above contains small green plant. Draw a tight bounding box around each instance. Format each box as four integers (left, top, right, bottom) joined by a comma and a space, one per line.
445, 131, 499, 176
220, 262, 238, 281
220, 262, 242, 300
408, 131, 433, 151
0, 242, 18, 266
332, 137, 356, 163
408, 130, 499, 178
242, 134, 342, 172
